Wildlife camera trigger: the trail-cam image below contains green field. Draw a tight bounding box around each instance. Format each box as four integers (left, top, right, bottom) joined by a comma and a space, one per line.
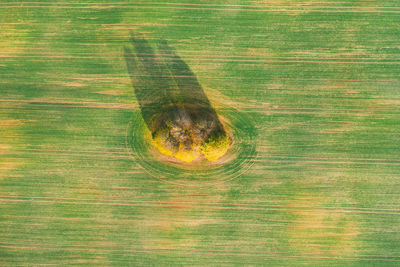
1, 1, 400, 265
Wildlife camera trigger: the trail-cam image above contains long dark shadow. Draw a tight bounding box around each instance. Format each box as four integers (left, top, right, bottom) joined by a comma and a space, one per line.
124, 32, 224, 137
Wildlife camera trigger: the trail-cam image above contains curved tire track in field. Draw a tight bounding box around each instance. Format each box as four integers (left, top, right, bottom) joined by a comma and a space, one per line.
126, 104, 257, 187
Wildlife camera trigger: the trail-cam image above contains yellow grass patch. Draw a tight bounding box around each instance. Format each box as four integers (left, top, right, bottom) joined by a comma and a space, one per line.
175, 143, 201, 163
201, 134, 231, 162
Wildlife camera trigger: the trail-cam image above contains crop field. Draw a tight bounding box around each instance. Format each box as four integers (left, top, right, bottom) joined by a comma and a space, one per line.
1, 0, 400, 266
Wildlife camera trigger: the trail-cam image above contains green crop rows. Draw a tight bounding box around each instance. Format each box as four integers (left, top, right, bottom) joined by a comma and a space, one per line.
1, 1, 400, 265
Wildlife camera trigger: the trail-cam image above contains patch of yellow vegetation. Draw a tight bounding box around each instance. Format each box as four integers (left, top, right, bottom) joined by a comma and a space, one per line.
152, 130, 230, 163
175, 144, 200, 163
152, 131, 201, 163
151, 128, 174, 157
201, 134, 231, 162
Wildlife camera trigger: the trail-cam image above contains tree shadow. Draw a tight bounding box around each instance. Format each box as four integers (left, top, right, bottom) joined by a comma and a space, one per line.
124, 32, 224, 136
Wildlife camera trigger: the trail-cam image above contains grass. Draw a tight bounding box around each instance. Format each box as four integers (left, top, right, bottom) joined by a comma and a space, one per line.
1, 0, 400, 265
